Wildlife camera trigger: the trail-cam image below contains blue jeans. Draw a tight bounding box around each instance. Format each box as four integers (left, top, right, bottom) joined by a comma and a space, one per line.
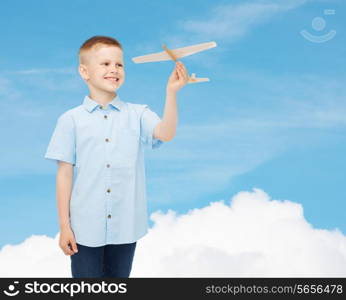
70, 242, 137, 278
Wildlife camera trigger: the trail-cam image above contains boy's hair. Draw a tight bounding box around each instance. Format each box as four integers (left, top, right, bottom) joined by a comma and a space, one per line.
79, 35, 123, 65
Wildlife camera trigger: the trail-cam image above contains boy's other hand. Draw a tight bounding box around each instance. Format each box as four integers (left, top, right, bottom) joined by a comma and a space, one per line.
166, 61, 189, 93
59, 226, 79, 256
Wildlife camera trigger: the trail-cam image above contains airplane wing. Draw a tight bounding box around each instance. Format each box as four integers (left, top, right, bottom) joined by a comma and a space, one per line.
132, 51, 171, 63
132, 41, 217, 63
170, 41, 217, 59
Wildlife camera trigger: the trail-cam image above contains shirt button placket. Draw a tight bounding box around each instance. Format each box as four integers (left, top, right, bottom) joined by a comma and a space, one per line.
103, 108, 113, 244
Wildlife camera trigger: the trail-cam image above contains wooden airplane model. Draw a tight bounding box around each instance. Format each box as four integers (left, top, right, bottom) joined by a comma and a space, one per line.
132, 41, 217, 83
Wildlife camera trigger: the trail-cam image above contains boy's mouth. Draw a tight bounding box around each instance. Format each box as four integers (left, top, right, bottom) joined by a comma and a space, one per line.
104, 77, 120, 83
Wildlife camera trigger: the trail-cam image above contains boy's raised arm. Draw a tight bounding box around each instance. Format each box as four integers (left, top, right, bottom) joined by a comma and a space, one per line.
154, 61, 189, 141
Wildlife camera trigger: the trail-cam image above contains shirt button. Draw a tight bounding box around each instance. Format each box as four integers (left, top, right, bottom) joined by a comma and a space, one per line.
108, 214, 111, 219
105, 138, 109, 142
106, 164, 110, 168
107, 189, 111, 193
104, 115, 108, 119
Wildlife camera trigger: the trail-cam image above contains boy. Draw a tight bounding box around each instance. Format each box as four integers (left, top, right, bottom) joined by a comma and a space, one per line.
44, 35, 189, 278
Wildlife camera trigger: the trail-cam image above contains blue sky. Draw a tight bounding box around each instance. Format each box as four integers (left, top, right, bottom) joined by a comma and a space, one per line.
0, 0, 345, 249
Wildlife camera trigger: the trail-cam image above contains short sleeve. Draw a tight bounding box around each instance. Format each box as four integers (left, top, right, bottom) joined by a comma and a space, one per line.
44, 112, 76, 165
140, 105, 164, 149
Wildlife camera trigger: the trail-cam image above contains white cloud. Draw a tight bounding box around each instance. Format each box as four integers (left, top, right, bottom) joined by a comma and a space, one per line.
0, 76, 22, 100
180, 0, 306, 41
1, 188, 345, 277
6, 67, 76, 75
0, 235, 69, 277
156, 0, 308, 54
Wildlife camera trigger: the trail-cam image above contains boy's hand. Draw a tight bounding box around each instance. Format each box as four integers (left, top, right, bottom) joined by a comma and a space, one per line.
166, 61, 189, 93
59, 226, 79, 256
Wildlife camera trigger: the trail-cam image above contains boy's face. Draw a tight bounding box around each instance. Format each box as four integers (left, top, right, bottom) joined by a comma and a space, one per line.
79, 45, 125, 94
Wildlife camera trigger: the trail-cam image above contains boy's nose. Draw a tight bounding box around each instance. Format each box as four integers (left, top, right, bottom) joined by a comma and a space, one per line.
109, 69, 119, 75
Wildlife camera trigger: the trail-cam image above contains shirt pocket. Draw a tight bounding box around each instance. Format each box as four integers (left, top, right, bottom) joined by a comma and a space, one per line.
116, 127, 139, 165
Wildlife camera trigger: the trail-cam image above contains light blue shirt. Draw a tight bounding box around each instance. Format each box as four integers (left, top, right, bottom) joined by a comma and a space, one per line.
44, 95, 164, 247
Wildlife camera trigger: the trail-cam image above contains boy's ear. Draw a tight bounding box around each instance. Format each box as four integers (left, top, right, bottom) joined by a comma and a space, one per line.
78, 64, 89, 81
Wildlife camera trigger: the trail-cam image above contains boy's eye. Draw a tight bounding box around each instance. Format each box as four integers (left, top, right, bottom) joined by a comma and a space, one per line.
102, 63, 123, 67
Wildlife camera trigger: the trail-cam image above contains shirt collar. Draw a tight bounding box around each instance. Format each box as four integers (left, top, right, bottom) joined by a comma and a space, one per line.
83, 94, 123, 113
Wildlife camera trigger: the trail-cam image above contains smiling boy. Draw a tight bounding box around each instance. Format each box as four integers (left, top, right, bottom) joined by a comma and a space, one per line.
44, 35, 189, 278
